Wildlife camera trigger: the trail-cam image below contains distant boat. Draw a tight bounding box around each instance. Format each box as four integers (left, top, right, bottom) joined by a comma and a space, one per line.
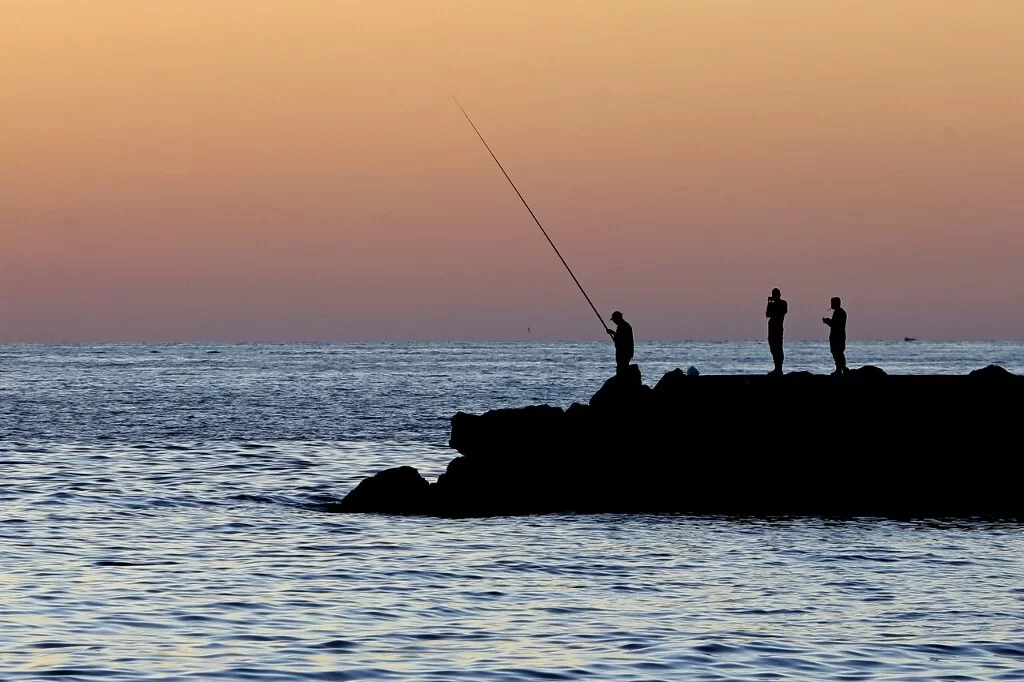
904, 337, 917, 342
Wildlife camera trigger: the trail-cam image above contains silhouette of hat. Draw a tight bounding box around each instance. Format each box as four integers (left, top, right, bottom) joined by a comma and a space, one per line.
610, 311, 623, 321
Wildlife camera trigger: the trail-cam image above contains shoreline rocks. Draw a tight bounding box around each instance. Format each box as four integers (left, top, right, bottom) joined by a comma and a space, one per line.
330, 365, 1023, 519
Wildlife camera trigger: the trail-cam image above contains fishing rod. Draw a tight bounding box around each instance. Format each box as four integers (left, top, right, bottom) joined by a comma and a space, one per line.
453, 96, 611, 334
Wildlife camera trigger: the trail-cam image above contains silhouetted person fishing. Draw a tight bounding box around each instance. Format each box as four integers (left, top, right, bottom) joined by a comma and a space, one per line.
822, 297, 848, 375
607, 311, 634, 374
766, 288, 788, 376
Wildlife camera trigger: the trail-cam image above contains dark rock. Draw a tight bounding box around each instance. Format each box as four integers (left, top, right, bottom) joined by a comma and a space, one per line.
330, 466, 429, 514
653, 368, 686, 399
335, 365, 1024, 519
565, 401, 589, 417
969, 364, 1020, 383
450, 404, 565, 460
590, 364, 648, 411
846, 365, 888, 382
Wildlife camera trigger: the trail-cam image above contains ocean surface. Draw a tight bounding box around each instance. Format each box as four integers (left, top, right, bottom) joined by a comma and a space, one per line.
2, 341, 1023, 681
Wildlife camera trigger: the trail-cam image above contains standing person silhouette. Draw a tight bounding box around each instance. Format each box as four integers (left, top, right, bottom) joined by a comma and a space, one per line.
607, 311, 634, 375
766, 288, 788, 376
822, 297, 848, 375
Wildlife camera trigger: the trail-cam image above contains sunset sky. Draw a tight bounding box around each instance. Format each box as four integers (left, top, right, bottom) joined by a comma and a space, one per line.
2, 1, 1022, 341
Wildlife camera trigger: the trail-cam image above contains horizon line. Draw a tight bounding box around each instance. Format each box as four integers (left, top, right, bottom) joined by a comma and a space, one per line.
1, 338, 1022, 345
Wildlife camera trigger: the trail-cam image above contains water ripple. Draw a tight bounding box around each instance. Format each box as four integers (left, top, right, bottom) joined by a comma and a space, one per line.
3, 344, 1024, 679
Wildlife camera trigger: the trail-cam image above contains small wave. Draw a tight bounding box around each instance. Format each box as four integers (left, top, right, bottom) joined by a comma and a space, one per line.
30, 642, 92, 650
94, 560, 179, 567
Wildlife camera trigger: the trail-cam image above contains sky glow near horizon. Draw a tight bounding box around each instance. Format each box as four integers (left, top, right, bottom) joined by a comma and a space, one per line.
2, 1, 1022, 342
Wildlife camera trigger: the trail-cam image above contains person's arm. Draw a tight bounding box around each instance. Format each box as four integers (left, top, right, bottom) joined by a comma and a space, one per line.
822, 317, 832, 327
766, 302, 772, 318
606, 329, 616, 339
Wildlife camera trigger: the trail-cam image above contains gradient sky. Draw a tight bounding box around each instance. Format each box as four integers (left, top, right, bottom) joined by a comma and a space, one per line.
2, 1, 1022, 341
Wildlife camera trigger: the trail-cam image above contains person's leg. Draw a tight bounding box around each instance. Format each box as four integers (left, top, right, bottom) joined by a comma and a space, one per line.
830, 342, 841, 374
769, 337, 783, 374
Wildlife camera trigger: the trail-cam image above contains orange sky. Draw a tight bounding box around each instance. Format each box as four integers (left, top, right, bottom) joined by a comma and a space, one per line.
2, 1, 1022, 341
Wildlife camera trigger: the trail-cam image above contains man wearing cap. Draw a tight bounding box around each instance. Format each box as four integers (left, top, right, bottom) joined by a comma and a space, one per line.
606, 311, 634, 374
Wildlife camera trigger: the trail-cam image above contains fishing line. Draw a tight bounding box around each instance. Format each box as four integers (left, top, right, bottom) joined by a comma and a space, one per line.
453, 96, 610, 334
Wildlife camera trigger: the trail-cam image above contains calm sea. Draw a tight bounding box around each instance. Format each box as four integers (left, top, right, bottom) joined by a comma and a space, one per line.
2, 342, 1023, 680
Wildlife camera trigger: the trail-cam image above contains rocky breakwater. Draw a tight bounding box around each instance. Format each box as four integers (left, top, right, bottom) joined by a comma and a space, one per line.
332, 364, 1023, 518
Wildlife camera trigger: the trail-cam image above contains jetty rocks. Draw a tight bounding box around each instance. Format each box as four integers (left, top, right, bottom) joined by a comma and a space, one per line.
332, 364, 1023, 519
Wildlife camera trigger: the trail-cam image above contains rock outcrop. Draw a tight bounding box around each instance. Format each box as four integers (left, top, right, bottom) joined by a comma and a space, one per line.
330, 365, 1023, 519
333, 465, 430, 514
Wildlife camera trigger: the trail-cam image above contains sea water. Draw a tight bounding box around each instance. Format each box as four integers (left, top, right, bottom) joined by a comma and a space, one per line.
2, 342, 1023, 680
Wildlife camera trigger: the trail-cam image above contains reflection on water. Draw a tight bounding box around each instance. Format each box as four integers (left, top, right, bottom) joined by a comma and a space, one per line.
3, 441, 1024, 680
2, 343, 1024, 679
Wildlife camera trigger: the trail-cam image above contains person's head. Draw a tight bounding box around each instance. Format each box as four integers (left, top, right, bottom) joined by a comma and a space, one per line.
610, 311, 624, 324
771, 288, 781, 300
831, 297, 842, 310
